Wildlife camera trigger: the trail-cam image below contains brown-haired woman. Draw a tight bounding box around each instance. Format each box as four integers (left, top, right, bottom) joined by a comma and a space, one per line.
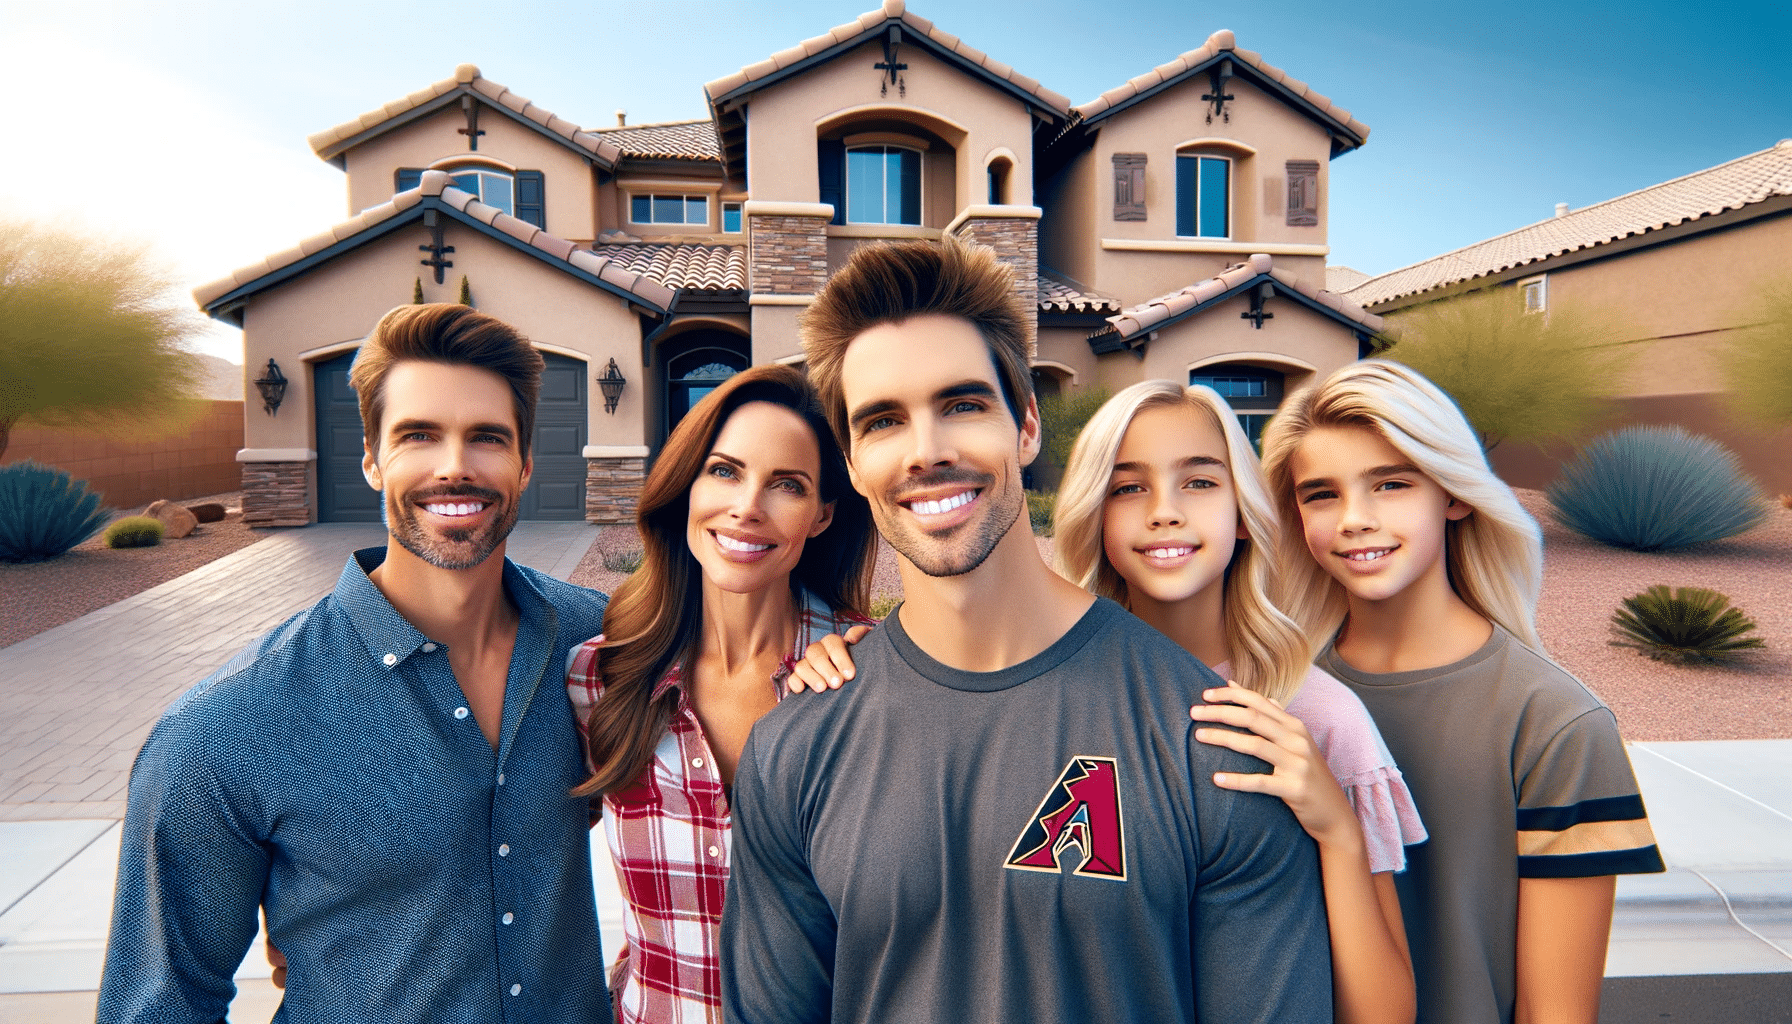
566, 363, 875, 1024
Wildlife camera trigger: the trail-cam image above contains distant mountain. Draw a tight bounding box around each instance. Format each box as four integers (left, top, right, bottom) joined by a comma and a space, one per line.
193, 354, 243, 402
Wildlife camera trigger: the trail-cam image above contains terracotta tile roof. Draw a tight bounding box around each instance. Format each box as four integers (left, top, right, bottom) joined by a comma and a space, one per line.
1102, 253, 1383, 344
592, 119, 721, 161
702, 1, 1071, 114
307, 64, 622, 168
1345, 140, 1792, 309
1037, 272, 1121, 313
587, 243, 745, 291
1073, 30, 1369, 151
1325, 265, 1370, 292
193, 169, 672, 314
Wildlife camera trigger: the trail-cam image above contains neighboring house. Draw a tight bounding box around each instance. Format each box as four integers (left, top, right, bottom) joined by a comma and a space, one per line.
1344, 140, 1792, 493
197, 0, 1382, 525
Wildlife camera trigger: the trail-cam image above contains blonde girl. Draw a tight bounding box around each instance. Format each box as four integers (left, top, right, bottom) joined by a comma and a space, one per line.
1258, 359, 1663, 1024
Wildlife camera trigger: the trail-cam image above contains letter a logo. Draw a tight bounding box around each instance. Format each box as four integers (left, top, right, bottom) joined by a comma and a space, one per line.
1004, 756, 1127, 881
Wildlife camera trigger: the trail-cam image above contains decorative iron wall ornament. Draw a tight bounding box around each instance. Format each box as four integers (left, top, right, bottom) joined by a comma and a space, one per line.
598, 358, 628, 414
254, 358, 289, 416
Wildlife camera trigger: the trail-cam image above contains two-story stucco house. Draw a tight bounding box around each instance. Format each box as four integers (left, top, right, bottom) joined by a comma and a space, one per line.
197, 1, 1384, 525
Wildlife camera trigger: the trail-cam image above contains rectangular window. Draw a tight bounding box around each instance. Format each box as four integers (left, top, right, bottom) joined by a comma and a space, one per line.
1191, 376, 1267, 399
846, 146, 922, 225
1521, 276, 1547, 313
1176, 155, 1229, 238
449, 170, 514, 216
631, 193, 710, 225
722, 202, 742, 233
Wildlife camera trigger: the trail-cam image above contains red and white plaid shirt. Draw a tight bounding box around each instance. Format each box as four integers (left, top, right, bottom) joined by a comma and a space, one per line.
567, 589, 872, 1024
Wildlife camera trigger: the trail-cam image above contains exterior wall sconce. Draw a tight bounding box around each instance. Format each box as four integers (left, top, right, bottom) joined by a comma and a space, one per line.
598, 358, 627, 414
254, 358, 289, 416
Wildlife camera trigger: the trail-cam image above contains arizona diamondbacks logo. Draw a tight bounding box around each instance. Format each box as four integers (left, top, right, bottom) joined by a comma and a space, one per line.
1004, 756, 1127, 881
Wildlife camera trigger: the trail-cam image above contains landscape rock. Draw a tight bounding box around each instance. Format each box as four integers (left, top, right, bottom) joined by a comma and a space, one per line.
144, 500, 199, 539
186, 502, 227, 523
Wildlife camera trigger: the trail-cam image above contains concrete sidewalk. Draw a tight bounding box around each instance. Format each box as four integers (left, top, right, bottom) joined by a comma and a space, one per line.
1, 522, 1787, 1022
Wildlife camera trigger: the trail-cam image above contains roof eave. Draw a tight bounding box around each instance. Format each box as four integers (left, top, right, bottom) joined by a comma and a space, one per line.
1095, 272, 1378, 350
198, 197, 667, 321
313, 86, 619, 173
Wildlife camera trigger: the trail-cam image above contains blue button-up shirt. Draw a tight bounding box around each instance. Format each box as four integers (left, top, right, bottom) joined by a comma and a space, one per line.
99, 547, 612, 1024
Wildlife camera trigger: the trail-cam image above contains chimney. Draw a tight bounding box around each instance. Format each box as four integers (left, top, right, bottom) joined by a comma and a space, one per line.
1554, 203, 1569, 218
616, 110, 627, 127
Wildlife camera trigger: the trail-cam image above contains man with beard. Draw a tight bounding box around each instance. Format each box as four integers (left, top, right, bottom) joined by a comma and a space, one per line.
99, 304, 613, 1024
719, 238, 1333, 1024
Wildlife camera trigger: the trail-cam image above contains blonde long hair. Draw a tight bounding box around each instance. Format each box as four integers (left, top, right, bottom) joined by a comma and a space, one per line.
1257, 359, 1544, 650
1054, 380, 1312, 704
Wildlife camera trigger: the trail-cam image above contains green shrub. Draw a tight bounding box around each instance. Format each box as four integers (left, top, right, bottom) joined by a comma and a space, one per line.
1548, 426, 1768, 551
1026, 490, 1056, 536
1610, 586, 1766, 666
601, 547, 644, 574
869, 595, 901, 620
104, 516, 165, 549
1038, 386, 1111, 471
0, 461, 111, 562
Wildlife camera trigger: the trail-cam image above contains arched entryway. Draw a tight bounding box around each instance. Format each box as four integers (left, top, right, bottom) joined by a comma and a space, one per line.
312, 349, 589, 522
659, 329, 750, 439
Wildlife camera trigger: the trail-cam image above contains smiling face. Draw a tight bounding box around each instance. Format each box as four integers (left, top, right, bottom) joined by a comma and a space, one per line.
685, 400, 833, 596
839, 313, 1038, 578
1288, 423, 1471, 606
1100, 402, 1247, 612
362, 360, 531, 570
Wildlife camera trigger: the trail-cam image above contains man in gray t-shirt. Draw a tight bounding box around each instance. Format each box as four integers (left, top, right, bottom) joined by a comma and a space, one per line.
720, 238, 1331, 1023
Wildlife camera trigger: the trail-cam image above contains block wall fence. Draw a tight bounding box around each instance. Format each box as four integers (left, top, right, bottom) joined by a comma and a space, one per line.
3, 400, 246, 510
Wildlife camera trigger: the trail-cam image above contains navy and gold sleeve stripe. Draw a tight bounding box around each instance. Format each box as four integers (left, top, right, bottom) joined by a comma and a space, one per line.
1516, 794, 1666, 877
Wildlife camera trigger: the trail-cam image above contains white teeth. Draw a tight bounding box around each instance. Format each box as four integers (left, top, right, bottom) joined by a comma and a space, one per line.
426, 502, 485, 517
911, 491, 974, 516
1144, 546, 1195, 559
1345, 548, 1391, 561
716, 533, 772, 553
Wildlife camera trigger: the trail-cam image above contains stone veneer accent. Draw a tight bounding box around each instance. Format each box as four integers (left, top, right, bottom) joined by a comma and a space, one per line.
586, 456, 646, 524
951, 215, 1039, 356
748, 214, 830, 295
240, 461, 312, 527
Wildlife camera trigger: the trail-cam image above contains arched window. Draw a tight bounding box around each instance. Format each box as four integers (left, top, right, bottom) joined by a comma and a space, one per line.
449, 169, 515, 217
846, 145, 922, 225
987, 158, 1012, 205
665, 341, 750, 433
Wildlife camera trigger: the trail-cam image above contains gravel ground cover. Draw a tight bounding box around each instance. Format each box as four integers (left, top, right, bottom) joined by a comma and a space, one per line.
0, 490, 264, 649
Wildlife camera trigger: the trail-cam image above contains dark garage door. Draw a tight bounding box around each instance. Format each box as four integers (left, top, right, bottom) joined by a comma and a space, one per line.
313, 350, 588, 523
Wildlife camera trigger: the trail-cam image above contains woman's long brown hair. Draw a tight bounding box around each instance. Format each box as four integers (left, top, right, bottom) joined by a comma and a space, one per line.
573, 364, 874, 798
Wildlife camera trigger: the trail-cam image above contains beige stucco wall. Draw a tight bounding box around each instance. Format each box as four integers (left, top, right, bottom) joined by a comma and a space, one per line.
1049, 73, 1337, 307
237, 224, 648, 459
1034, 326, 1102, 391
341, 105, 599, 242
740, 40, 1037, 215
1081, 296, 1354, 397
749, 303, 808, 365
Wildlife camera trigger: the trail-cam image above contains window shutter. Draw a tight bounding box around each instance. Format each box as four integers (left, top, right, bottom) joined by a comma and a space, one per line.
818, 139, 846, 225
1112, 153, 1146, 221
395, 168, 423, 194
1286, 160, 1319, 227
515, 171, 545, 228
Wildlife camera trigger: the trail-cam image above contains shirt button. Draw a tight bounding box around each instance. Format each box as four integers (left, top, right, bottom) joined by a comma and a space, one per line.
497, 772, 505, 785
510, 983, 522, 996
692, 757, 704, 768
498, 843, 510, 857
382, 653, 397, 667
502, 912, 514, 925
422, 642, 437, 653
708, 845, 720, 858
454, 706, 469, 719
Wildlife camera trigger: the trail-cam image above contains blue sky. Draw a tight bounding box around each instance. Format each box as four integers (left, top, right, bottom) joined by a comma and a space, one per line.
3, 0, 1787, 362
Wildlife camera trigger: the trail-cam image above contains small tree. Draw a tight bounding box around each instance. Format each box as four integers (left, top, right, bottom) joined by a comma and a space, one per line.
412, 277, 425, 304
1720, 277, 1792, 427
458, 275, 473, 306
1382, 288, 1623, 450
0, 220, 204, 460
1038, 385, 1111, 473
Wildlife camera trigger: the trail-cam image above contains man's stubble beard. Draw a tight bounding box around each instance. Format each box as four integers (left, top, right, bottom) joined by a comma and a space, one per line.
872, 468, 1024, 578
384, 483, 517, 570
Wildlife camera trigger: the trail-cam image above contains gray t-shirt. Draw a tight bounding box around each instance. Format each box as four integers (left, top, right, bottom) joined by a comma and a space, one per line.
721, 598, 1332, 1024
1317, 625, 1663, 1024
